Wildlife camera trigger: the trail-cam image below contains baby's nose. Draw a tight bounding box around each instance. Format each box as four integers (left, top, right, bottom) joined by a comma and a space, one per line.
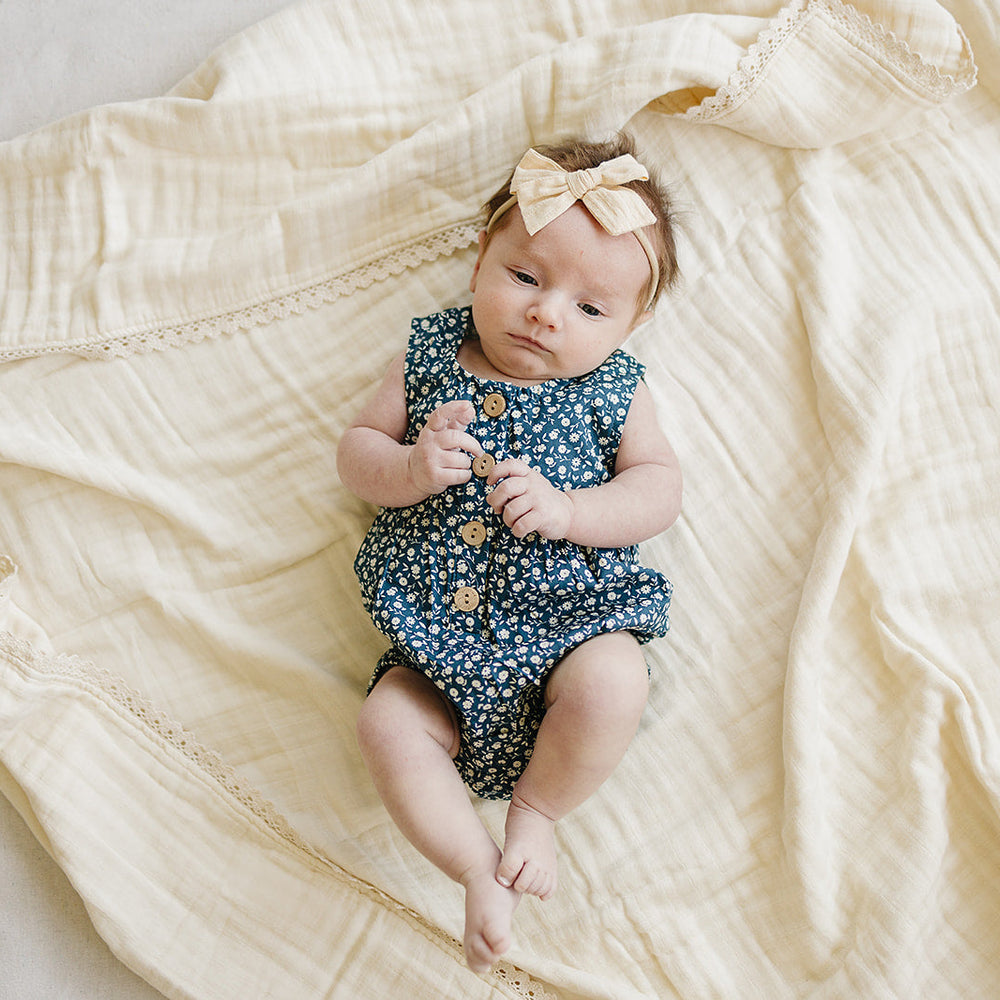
528, 295, 563, 330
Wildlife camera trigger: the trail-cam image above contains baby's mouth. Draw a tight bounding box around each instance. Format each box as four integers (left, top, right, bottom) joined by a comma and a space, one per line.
508, 332, 547, 351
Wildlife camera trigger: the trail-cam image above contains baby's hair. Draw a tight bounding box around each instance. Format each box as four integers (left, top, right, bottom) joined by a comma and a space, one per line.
482, 132, 679, 310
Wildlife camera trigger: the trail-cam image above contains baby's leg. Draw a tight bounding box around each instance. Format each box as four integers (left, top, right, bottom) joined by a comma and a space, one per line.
498, 632, 649, 898
356, 665, 519, 973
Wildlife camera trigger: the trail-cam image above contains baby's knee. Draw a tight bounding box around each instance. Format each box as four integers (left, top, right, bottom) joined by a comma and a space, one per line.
357, 666, 459, 760
547, 633, 649, 722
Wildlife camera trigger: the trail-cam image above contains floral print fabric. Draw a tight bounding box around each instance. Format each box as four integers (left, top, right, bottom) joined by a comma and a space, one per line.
354, 307, 671, 798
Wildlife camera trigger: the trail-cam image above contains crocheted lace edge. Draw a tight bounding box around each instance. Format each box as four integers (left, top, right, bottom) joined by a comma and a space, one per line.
0, 221, 481, 364
0, 604, 555, 999
687, 0, 977, 123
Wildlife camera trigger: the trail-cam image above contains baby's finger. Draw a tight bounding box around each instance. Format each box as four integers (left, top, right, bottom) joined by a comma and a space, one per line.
486, 476, 526, 511
427, 399, 475, 430
506, 506, 541, 539
441, 430, 484, 458
499, 494, 535, 528
486, 457, 531, 485
436, 466, 474, 488
435, 449, 472, 471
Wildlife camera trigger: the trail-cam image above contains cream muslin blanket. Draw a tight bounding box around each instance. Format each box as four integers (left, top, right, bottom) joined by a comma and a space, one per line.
1, 1, 997, 997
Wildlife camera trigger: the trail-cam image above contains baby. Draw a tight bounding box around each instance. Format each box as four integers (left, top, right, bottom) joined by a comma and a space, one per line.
337, 133, 682, 973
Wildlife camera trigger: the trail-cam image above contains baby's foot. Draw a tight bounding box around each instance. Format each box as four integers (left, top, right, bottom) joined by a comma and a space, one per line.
461, 867, 521, 973
497, 795, 558, 900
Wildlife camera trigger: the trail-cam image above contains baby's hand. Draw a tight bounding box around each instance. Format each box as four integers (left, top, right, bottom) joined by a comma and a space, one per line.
486, 459, 574, 540
409, 400, 482, 497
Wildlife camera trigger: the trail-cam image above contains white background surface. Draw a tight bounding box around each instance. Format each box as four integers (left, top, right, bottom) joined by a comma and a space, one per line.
0, 0, 295, 141
0, 4, 295, 995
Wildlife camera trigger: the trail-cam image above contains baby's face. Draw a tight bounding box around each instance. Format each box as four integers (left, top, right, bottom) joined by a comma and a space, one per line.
468, 204, 651, 383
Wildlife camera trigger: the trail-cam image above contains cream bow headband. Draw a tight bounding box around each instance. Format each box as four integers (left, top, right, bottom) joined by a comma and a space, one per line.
486, 148, 660, 306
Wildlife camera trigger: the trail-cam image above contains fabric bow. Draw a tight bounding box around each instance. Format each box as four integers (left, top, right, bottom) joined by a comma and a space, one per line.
509, 148, 657, 237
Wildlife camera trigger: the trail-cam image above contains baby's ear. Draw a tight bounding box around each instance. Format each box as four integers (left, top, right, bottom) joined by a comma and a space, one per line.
630, 309, 653, 331
469, 230, 488, 293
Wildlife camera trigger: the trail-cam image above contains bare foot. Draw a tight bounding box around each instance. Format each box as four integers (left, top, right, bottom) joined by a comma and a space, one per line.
496, 794, 558, 900
461, 866, 521, 973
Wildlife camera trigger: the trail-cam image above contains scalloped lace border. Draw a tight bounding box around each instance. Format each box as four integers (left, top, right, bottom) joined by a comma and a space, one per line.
0, 221, 481, 364
688, 0, 976, 122
0, 1, 978, 367
0, 622, 555, 1000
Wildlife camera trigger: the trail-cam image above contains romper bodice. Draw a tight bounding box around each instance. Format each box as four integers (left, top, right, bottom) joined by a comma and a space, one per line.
354, 306, 671, 681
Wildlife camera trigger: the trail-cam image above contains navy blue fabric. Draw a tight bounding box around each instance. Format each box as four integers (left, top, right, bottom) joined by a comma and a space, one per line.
355, 307, 671, 799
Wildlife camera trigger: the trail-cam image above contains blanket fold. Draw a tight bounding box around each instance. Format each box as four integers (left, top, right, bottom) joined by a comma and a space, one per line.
2, 1, 997, 998
0, 0, 974, 362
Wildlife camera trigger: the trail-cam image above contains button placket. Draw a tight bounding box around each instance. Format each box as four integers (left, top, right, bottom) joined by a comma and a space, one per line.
461, 520, 488, 547
472, 453, 495, 478
453, 586, 480, 612
473, 390, 505, 479
447, 387, 508, 628
482, 392, 507, 418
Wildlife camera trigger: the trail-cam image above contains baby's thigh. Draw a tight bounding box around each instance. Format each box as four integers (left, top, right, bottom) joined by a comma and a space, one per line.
544, 632, 649, 718
361, 665, 461, 757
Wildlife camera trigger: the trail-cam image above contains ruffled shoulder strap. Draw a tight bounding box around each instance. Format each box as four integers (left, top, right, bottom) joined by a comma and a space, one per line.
600, 347, 646, 386
570, 348, 647, 470
579, 347, 647, 406
403, 306, 470, 412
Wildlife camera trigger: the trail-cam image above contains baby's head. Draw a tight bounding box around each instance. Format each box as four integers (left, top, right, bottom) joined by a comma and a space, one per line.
467, 133, 678, 382
481, 133, 679, 315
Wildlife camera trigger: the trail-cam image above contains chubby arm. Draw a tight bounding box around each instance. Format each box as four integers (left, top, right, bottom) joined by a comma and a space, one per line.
486, 380, 682, 547
337, 351, 483, 508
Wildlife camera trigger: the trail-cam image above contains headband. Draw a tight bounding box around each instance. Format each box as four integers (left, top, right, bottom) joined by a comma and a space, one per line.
485, 148, 660, 307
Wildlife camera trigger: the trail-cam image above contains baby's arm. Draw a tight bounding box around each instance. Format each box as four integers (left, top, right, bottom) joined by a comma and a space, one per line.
486, 380, 681, 547
337, 351, 483, 508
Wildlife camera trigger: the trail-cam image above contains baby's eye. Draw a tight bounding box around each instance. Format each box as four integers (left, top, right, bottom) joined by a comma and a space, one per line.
512, 270, 537, 286
579, 303, 603, 317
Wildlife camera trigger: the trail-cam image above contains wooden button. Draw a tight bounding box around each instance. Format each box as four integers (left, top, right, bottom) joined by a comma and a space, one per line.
453, 586, 480, 611
461, 520, 487, 546
472, 453, 495, 477
482, 392, 506, 418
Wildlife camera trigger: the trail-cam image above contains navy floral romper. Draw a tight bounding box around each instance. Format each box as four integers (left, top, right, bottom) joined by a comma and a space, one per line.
354, 307, 672, 799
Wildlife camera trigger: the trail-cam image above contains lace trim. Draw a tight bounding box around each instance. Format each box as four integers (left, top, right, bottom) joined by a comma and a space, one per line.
0, 626, 554, 999
688, 0, 976, 122
0, 221, 480, 364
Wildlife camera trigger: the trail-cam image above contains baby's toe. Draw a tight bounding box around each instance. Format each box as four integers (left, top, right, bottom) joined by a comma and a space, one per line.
513, 860, 557, 899
535, 870, 557, 901
496, 851, 524, 889
465, 932, 500, 974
